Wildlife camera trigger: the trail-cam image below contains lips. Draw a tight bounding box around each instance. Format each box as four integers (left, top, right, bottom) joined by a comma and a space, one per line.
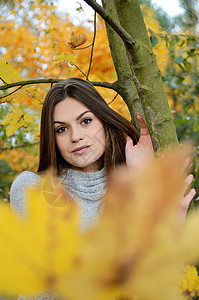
72, 145, 91, 154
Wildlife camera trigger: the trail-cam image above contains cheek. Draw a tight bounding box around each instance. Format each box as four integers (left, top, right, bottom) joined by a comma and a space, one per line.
55, 135, 67, 153
94, 124, 106, 150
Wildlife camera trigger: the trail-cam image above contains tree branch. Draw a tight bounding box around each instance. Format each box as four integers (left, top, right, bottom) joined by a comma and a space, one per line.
87, 11, 97, 79
0, 78, 118, 101
0, 78, 64, 91
0, 77, 7, 84
89, 80, 118, 90
83, 0, 135, 47
0, 86, 23, 100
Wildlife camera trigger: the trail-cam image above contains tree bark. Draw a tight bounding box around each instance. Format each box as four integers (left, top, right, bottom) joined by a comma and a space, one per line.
84, 0, 179, 151
102, 0, 143, 131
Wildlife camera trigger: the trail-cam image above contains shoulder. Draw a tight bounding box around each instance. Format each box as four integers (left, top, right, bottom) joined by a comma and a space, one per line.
10, 171, 40, 192
10, 171, 41, 216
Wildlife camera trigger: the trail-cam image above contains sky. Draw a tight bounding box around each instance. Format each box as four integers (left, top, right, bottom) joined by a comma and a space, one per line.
58, 0, 184, 18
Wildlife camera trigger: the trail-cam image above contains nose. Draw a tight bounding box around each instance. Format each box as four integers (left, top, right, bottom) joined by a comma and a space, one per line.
70, 126, 84, 142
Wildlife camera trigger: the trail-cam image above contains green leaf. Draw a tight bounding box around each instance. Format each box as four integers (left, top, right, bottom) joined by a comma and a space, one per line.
169, 39, 176, 47
150, 35, 159, 47
164, 35, 169, 43
187, 49, 195, 57
175, 118, 185, 126
44, 30, 50, 35
148, 28, 156, 36
174, 35, 180, 43
175, 56, 184, 64
183, 61, 191, 72
180, 40, 185, 47
193, 122, 199, 132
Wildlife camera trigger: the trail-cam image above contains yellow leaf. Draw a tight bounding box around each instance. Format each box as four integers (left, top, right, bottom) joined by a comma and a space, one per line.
179, 265, 199, 298
54, 53, 77, 66
2, 149, 199, 300
0, 60, 20, 83
0, 175, 80, 297
66, 69, 72, 79
24, 86, 43, 103
58, 149, 199, 300
68, 31, 87, 50
34, 125, 40, 141
1, 107, 33, 137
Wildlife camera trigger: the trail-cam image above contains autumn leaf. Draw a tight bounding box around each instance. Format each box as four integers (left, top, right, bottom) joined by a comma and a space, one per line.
1, 107, 33, 137
1, 149, 199, 300
68, 31, 87, 50
0, 175, 81, 297
54, 53, 77, 66
66, 69, 72, 79
179, 265, 199, 298
0, 60, 21, 84
34, 125, 40, 141
58, 149, 199, 300
24, 86, 44, 104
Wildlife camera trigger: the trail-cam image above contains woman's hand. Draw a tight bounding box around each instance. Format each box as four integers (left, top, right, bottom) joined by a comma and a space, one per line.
125, 113, 196, 221
179, 157, 196, 222
125, 112, 154, 172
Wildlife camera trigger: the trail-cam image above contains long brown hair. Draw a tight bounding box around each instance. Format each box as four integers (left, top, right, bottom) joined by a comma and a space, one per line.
38, 77, 139, 175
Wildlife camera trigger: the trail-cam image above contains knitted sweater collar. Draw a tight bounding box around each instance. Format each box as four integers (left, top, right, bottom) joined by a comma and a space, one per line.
60, 167, 107, 202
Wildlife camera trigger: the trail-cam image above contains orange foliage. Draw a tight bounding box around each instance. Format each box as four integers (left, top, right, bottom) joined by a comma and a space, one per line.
141, 5, 169, 74
0, 147, 38, 173
0, 1, 172, 175
0, 1, 170, 108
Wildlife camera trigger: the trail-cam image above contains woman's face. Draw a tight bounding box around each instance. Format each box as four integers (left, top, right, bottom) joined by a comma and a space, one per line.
53, 97, 106, 172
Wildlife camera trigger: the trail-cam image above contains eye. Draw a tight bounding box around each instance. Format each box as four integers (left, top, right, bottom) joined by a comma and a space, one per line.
81, 118, 92, 125
56, 126, 67, 134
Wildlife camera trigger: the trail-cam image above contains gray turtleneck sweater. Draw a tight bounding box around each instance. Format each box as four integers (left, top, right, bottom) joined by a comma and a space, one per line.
9, 168, 107, 300
10, 168, 107, 231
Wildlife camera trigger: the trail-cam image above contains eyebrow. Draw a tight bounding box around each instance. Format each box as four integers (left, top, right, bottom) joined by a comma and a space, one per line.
53, 110, 91, 125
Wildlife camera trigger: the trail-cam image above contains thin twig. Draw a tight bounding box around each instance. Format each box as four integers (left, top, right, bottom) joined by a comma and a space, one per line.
75, 43, 93, 50
0, 78, 64, 91
0, 86, 23, 100
108, 93, 118, 105
0, 77, 7, 84
74, 65, 87, 78
87, 11, 97, 79
83, 0, 135, 47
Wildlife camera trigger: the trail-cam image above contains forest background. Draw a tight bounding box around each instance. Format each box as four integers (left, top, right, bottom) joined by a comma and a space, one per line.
0, 0, 198, 203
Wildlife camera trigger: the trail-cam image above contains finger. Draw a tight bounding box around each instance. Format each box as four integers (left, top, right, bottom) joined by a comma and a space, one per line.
126, 136, 134, 148
182, 188, 196, 210
182, 174, 194, 195
137, 112, 149, 136
179, 188, 196, 223
182, 157, 190, 174
184, 157, 190, 168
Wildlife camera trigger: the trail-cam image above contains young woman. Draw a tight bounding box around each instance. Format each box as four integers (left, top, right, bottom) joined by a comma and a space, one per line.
10, 77, 195, 229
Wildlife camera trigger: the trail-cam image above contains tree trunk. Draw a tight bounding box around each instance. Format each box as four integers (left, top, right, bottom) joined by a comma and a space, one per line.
102, 0, 143, 131
85, 0, 179, 151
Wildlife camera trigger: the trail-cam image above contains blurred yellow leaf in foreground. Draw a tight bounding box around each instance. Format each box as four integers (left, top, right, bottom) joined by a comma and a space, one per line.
0, 175, 81, 298
0, 149, 199, 300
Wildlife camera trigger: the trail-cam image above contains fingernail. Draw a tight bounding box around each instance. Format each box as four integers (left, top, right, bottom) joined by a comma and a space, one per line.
185, 157, 190, 166
189, 174, 194, 179
191, 188, 196, 195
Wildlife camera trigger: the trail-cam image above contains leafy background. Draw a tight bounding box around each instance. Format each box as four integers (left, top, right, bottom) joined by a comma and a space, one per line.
0, 0, 198, 204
